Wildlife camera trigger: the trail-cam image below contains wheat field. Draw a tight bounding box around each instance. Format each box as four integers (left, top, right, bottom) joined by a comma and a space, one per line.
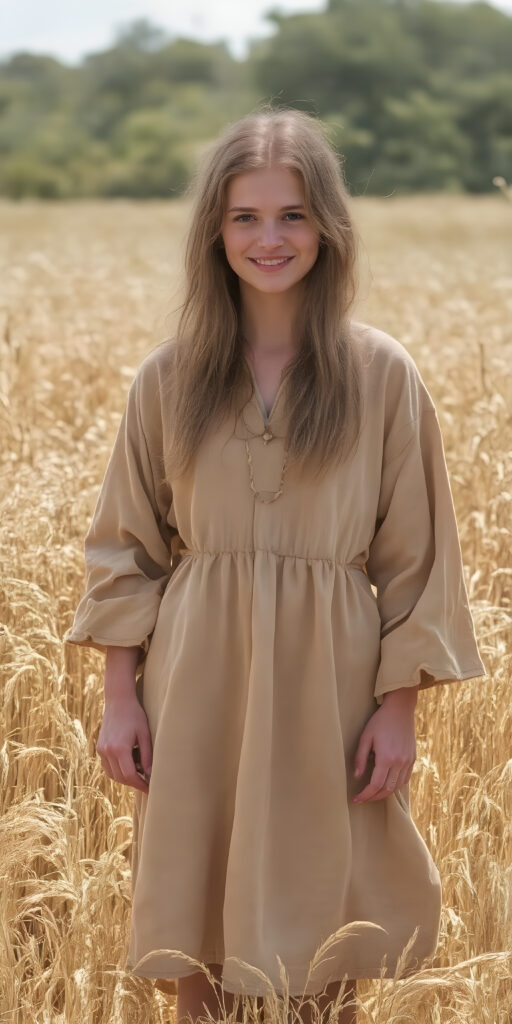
0, 194, 511, 1023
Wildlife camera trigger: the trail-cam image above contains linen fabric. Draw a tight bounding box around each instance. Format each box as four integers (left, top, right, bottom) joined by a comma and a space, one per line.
64, 321, 486, 996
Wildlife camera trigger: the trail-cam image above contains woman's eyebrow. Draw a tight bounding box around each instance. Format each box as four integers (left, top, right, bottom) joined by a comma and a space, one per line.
227, 204, 306, 212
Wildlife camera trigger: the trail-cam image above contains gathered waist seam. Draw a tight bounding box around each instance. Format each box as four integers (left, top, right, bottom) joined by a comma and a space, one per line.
177, 547, 366, 571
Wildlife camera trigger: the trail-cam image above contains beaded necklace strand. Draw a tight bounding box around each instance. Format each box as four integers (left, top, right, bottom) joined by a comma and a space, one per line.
240, 409, 289, 504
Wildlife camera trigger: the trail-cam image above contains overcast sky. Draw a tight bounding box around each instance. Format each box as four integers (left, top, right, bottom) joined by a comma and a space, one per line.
2, 0, 512, 64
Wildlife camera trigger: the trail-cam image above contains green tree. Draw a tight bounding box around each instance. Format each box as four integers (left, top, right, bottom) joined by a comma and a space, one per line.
0, 4, 511, 197
452, 74, 512, 191
102, 108, 189, 197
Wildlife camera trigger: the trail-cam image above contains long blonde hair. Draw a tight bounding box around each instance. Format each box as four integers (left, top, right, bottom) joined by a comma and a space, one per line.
164, 102, 364, 481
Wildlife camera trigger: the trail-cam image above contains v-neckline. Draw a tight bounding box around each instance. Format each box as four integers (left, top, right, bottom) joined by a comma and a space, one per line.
243, 354, 289, 425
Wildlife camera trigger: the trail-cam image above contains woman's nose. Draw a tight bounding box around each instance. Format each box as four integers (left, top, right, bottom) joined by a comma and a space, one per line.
258, 220, 283, 246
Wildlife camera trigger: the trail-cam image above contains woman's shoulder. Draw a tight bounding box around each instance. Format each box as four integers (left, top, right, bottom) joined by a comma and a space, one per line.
129, 336, 177, 403
123, 338, 178, 439
350, 319, 436, 419
350, 319, 421, 371
135, 336, 178, 383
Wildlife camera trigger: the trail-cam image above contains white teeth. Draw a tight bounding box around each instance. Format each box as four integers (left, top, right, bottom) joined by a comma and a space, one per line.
253, 257, 291, 265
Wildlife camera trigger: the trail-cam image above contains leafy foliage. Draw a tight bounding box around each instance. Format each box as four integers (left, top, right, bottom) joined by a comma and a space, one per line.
1, 1, 511, 197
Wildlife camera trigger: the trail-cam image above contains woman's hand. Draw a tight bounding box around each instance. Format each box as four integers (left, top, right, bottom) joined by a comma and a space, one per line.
96, 646, 153, 794
352, 686, 418, 803
96, 696, 153, 794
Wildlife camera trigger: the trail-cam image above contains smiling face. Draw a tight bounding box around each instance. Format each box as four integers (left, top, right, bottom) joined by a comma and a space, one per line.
220, 166, 321, 295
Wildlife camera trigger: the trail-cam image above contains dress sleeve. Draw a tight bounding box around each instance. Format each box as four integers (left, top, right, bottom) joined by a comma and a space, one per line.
366, 402, 486, 706
63, 353, 176, 663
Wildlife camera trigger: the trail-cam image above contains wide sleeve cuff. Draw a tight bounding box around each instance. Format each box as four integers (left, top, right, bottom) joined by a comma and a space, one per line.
63, 596, 163, 662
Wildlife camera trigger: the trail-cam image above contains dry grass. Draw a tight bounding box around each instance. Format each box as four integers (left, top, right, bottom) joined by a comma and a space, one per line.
0, 194, 511, 1023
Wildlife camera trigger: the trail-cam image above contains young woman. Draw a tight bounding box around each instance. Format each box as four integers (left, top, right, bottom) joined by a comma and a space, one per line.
64, 106, 486, 1024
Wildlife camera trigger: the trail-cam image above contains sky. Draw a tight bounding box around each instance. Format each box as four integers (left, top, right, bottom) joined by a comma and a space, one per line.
1, 0, 512, 64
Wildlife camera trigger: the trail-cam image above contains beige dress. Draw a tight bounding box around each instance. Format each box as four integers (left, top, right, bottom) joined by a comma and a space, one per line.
64, 321, 486, 997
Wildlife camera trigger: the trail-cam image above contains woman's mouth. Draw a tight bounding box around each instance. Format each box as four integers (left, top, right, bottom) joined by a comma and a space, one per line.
248, 256, 294, 272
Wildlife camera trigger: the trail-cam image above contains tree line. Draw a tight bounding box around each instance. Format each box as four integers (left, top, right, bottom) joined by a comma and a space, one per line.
1, 0, 511, 198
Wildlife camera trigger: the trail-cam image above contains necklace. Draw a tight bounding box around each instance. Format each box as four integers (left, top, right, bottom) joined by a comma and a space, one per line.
244, 438, 289, 503
239, 408, 289, 503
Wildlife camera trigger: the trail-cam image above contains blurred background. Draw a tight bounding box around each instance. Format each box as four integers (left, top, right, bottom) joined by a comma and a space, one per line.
1, 0, 512, 199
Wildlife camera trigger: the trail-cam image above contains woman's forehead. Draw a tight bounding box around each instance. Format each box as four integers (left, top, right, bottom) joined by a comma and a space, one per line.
225, 167, 305, 208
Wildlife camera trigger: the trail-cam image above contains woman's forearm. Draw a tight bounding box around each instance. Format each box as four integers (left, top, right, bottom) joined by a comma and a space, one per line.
381, 684, 419, 708
104, 645, 141, 702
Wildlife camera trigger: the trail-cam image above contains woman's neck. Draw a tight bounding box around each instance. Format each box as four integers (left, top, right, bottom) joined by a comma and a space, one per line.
239, 283, 300, 356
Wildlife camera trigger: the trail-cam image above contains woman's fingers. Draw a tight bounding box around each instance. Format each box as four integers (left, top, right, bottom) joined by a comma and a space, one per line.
353, 763, 407, 803
353, 730, 373, 778
119, 748, 150, 792
97, 743, 150, 794
135, 732, 153, 780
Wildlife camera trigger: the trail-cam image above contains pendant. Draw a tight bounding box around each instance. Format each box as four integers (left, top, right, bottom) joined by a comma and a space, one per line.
262, 430, 273, 444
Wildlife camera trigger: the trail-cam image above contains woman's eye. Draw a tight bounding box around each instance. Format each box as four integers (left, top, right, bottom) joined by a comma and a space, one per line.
233, 212, 304, 223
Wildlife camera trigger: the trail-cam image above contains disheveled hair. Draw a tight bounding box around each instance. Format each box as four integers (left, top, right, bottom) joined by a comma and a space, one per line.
163, 101, 365, 481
